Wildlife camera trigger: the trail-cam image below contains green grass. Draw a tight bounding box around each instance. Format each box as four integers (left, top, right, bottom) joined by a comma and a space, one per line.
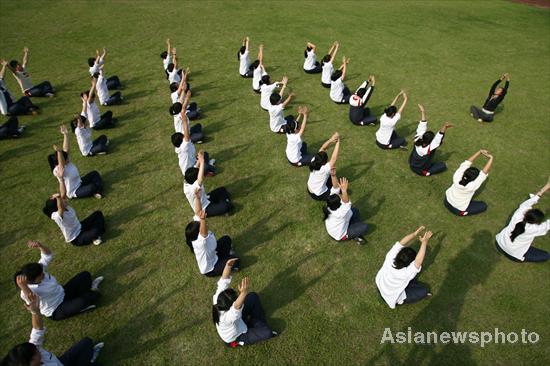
1, 1, 549, 365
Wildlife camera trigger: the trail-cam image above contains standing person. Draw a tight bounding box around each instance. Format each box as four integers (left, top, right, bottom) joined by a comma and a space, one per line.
81, 78, 116, 130
329, 57, 351, 104
7, 47, 55, 97
409, 104, 453, 176
87, 48, 121, 89
251, 44, 266, 94
348, 76, 376, 126
0, 116, 25, 139
323, 177, 369, 244
268, 86, 295, 133
15, 240, 104, 320
303, 42, 322, 74
0, 60, 38, 116
1, 294, 104, 365
161, 38, 172, 78
170, 90, 204, 143
496, 179, 550, 263
185, 188, 239, 276
212, 267, 277, 347
71, 115, 109, 156
48, 129, 103, 199
183, 152, 233, 217
375, 226, 433, 309
321, 42, 339, 88
444, 149, 494, 216
470, 73, 510, 123
238, 36, 252, 77
285, 106, 314, 167
307, 132, 341, 201
260, 75, 287, 111
93, 67, 123, 106
375, 90, 408, 149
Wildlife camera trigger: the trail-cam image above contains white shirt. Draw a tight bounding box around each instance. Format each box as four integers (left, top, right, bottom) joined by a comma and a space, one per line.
325, 200, 353, 240
51, 206, 81, 243
375, 242, 421, 309
29, 328, 63, 366
413, 120, 444, 156
496, 195, 550, 260
170, 90, 179, 104
173, 113, 190, 133
239, 50, 250, 75
192, 231, 218, 274
53, 163, 81, 198
286, 133, 303, 163
0, 78, 15, 115
303, 49, 317, 71
168, 68, 181, 84
175, 140, 196, 177
330, 77, 345, 102
86, 100, 101, 127
96, 71, 110, 105
163, 55, 172, 70
376, 113, 401, 145
14, 68, 34, 92
20, 252, 64, 317
183, 181, 211, 212
321, 61, 333, 84
445, 161, 488, 211
308, 163, 331, 196
213, 277, 247, 343
89, 56, 104, 76
75, 126, 93, 156
268, 103, 286, 132
252, 66, 266, 90
260, 83, 277, 110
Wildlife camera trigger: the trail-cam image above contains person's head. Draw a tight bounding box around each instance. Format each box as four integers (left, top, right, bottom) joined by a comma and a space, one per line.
169, 102, 183, 115
70, 116, 85, 133
239, 46, 246, 55
1, 342, 40, 366
322, 54, 331, 64
323, 194, 342, 220
331, 70, 342, 82
92, 72, 100, 80
284, 119, 298, 134
184, 221, 200, 251
250, 60, 260, 69
87, 58, 96, 67
309, 151, 328, 171
9, 60, 22, 71
47, 151, 68, 171
415, 131, 435, 147
171, 132, 184, 148
459, 167, 480, 186
260, 74, 271, 86
160, 51, 168, 60
80, 90, 90, 100
356, 88, 366, 98
393, 247, 417, 269
169, 82, 179, 93
270, 92, 282, 106
494, 87, 504, 96
510, 209, 545, 242
384, 105, 398, 118
42, 198, 58, 218
14, 263, 44, 285
212, 288, 238, 324
167, 63, 175, 73
184, 167, 199, 184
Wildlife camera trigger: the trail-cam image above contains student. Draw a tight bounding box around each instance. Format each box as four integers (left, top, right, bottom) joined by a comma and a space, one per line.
1, 294, 104, 365
323, 177, 369, 244
48, 130, 103, 199
183, 152, 233, 217
496, 179, 550, 263
409, 104, 453, 176
329, 56, 350, 104
375, 226, 433, 309
307, 132, 341, 201
444, 149, 493, 216
321, 42, 339, 88
470, 73, 510, 123
185, 188, 239, 276
87, 48, 120, 89
161, 38, 172, 77
0, 60, 38, 116
93, 67, 123, 106
303, 42, 322, 74
260, 75, 286, 111
170, 90, 204, 143
0, 116, 25, 139
268, 88, 295, 133
166, 47, 182, 85
7, 47, 55, 97
250, 44, 266, 93
212, 267, 277, 347
43, 177, 105, 246
15, 240, 103, 320
169, 70, 200, 120
349, 76, 376, 126
238, 36, 252, 77
376, 90, 408, 149
71, 115, 109, 156
285, 106, 314, 167
81, 78, 116, 130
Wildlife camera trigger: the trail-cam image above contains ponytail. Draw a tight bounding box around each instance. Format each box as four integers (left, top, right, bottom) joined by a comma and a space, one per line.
212, 305, 220, 324
510, 209, 545, 242
322, 206, 330, 221
509, 221, 526, 242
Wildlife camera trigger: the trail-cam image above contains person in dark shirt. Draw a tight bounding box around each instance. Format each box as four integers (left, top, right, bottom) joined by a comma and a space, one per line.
348, 75, 377, 126
470, 73, 510, 122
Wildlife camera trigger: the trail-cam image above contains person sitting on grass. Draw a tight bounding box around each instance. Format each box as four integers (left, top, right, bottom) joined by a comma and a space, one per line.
0, 60, 39, 116
260, 75, 287, 111
170, 90, 203, 143
323, 177, 369, 244
496, 178, 550, 263
329, 56, 351, 104
169, 70, 200, 120
409, 104, 453, 176
212, 267, 277, 347
81, 78, 116, 130
375, 226, 433, 309
348, 76, 376, 126
6, 47, 55, 97
321, 41, 339, 88
307, 132, 341, 201
71, 115, 109, 156
185, 187, 240, 276
375, 90, 408, 150
161, 38, 172, 78
1, 293, 104, 365
251, 44, 266, 94
268, 87, 295, 134
87, 47, 121, 89
15, 240, 103, 321
48, 129, 103, 199
303, 42, 322, 74
470, 73, 509, 123
93, 66, 123, 106
285, 106, 314, 167
43, 177, 105, 246
238, 36, 252, 77
0, 116, 26, 139
166, 47, 183, 85
444, 149, 493, 216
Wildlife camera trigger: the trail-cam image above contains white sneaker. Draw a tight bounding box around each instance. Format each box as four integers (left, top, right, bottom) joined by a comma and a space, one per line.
209, 159, 216, 166
91, 342, 104, 363
80, 304, 96, 313
94, 193, 103, 199
91, 276, 104, 291
93, 237, 103, 246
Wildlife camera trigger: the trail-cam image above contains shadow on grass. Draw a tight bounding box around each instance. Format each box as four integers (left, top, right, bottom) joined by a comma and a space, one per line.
339, 160, 374, 182
224, 174, 268, 200
232, 211, 289, 258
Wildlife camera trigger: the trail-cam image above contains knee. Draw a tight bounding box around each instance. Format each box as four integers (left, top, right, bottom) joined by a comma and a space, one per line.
246, 292, 260, 301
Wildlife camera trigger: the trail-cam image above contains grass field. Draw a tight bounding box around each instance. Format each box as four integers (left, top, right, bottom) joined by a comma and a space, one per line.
1, 1, 549, 365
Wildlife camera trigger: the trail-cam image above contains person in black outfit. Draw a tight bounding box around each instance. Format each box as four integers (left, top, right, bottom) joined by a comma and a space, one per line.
348, 75, 377, 126
470, 73, 510, 122
0, 116, 25, 139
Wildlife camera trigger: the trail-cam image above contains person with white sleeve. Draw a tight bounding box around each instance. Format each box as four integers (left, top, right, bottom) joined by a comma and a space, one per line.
375, 90, 408, 149
307, 132, 341, 201
238, 36, 252, 77
260, 75, 287, 111
321, 41, 339, 88
303, 42, 322, 74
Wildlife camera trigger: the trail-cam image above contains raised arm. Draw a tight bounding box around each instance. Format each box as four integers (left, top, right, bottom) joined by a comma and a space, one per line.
181, 90, 191, 112
467, 149, 483, 163
233, 277, 250, 310
28, 240, 52, 256
29, 295, 44, 330
438, 122, 454, 134
60, 125, 69, 154
54, 144, 66, 168
166, 38, 171, 56
198, 208, 208, 238
391, 90, 403, 106
329, 136, 340, 167
307, 42, 316, 52
221, 258, 238, 279
22, 47, 29, 68
536, 177, 550, 197
281, 92, 295, 108
397, 92, 408, 115
258, 44, 264, 65
101, 47, 107, 61
503, 73, 510, 92
88, 78, 97, 101
177, 69, 189, 95
182, 102, 191, 142
319, 132, 338, 152
244, 36, 249, 51
414, 230, 432, 269
0, 59, 6, 79
480, 150, 494, 174
399, 226, 425, 246
339, 177, 350, 203
196, 151, 206, 186
418, 104, 426, 122
297, 106, 309, 137
279, 76, 288, 97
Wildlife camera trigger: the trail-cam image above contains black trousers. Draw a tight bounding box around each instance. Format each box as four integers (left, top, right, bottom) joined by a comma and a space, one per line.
235, 292, 275, 345
90, 135, 108, 155
8, 96, 37, 115
0, 116, 20, 138
205, 187, 233, 216
304, 62, 322, 74
71, 211, 105, 246
26, 81, 54, 97
205, 236, 240, 277
50, 271, 100, 321
103, 91, 123, 106
444, 197, 487, 216
308, 176, 334, 201
376, 131, 407, 149
403, 277, 429, 304
189, 123, 204, 143
470, 105, 494, 122
186, 102, 201, 120
106, 75, 121, 90
58, 337, 96, 366
74, 171, 103, 198
410, 162, 447, 176
92, 111, 115, 130
344, 208, 369, 239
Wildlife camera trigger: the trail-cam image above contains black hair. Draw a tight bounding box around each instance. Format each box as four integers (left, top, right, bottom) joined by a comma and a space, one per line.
384, 105, 398, 117
87, 58, 95, 67
184, 167, 199, 184
42, 198, 58, 218
169, 82, 179, 93
70, 115, 86, 133
323, 194, 342, 220
9, 60, 18, 69
260, 75, 271, 86
284, 119, 298, 134
393, 247, 417, 269
459, 167, 480, 186
510, 209, 544, 242
304, 46, 313, 58
47, 151, 68, 171
270, 93, 281, 105
238, 46, 246, 60
322, 55, 331, 64
18, 263, 43, 283
170, 102, 183, 115
80, 90, 90, 98
331, 70, 342, 82
185, 221, 200, 251
1, 343, 38, 366
160, 51, 168, 59
250, 60, 260, 69
309, 151, 328, 171
415, 131, 435, 147
212, 288, 238, 324
356, 88, 366, 98
167, 63, 175, 72
171, 132, 184, 148
92, 72, 100, 80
